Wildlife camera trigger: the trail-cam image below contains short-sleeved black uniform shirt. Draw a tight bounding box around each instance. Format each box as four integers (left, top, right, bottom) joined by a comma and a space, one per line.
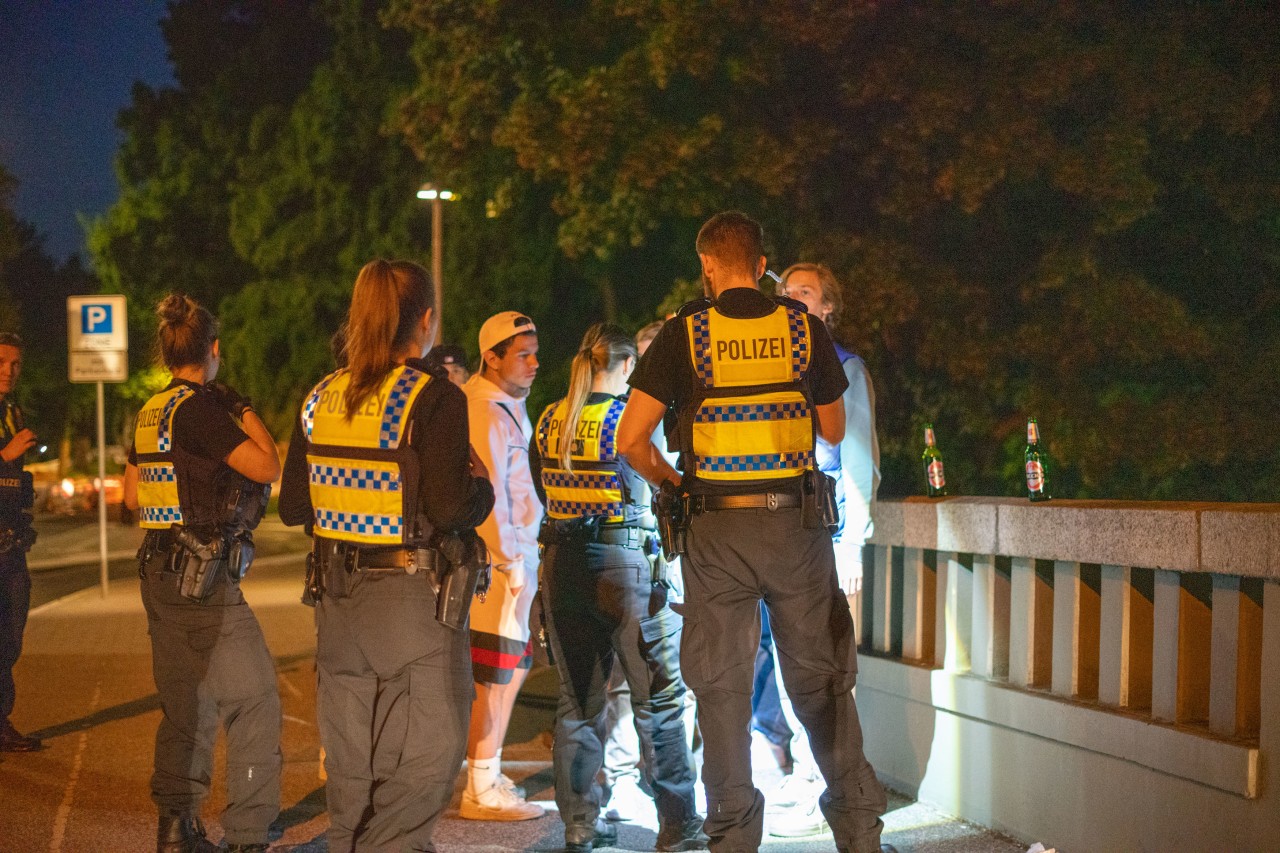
127, 380, 248, 469
627, 287, 849, 496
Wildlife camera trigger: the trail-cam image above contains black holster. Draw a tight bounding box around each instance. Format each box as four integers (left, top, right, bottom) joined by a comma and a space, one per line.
653, 480, 688, 560
801, 468, 839, 534
433, 532, 491, 630
172, 524, 229, 601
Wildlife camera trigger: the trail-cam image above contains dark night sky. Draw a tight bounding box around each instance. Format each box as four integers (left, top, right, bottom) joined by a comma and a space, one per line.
0, 0, 174, 262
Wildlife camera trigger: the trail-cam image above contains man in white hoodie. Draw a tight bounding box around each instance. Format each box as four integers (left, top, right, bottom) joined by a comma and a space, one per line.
461, 311, 547, 821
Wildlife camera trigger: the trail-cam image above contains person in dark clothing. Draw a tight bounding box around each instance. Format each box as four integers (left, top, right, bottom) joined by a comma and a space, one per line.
123, 295, 283, 853
0, 331, 42, 753
617, 212, 893, 853
531, 323, 707, 853
278, 259, 494, 853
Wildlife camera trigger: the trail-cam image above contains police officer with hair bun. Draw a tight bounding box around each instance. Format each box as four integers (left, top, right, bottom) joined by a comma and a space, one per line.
532, 322, 707, 853
278, 259, 494, 852
618, 212, 893, 853
123, 294, 283, 853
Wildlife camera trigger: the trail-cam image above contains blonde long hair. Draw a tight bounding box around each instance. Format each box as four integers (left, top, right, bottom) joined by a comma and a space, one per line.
342, 260, 434, 419
559, 323, 636, 471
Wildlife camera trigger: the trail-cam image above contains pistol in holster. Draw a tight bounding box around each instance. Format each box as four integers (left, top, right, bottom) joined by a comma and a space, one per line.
653, 480, 688, 561
801, 468, 840, 534
432, 532, 491, 630
171, 524, 229, 602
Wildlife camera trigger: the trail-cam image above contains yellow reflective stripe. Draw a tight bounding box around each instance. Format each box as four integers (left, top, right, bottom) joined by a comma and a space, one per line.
134, 387, 196, 528
536, 398, 623, 462
306, 366, 430, 450
137, 463, 182, 528
686, 306, 807, 388
691, 390, 813, 482
305, 453, 405, 545
134, 386, 195, 455
541, 467, 624, 521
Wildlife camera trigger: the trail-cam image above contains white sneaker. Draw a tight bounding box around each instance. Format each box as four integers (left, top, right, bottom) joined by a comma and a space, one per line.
499, 772, 527, 799
765, 772, 822, 814
460, 781, 546, 821
767, 794, 829, 838
604, 774, 656, 823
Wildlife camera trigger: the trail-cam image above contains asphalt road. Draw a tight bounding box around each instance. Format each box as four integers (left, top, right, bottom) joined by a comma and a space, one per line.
4, 516, 1027, 853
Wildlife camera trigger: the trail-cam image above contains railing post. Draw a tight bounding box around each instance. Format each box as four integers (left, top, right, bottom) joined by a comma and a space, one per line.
1099, 565, 1154, 710
1153, 570, 1212, 724
871, 544, 893, 653
1051, 561, 1101, 699
901, 546, 928, 661
971, 554, 1010, 679
942, 553, 973, 673
1009, 557, 1054, 688
933, 550, 949, 669
1210, 576, 1264, 738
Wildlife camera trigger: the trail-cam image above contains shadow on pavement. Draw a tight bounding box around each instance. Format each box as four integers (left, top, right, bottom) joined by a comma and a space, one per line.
31, 692, 161, 740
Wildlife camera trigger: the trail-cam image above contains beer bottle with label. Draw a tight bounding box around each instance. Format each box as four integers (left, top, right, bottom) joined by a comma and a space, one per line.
922, 423, 947, 497
1025, 417, 1050, 502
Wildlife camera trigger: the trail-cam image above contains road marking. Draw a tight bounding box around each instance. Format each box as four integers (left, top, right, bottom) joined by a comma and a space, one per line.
49, 682, 100, 852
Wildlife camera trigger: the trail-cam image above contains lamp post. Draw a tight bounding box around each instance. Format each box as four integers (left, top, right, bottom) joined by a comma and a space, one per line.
416, 182, 455, 330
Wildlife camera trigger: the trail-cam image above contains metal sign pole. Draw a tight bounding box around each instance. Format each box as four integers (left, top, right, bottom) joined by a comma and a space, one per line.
97, 380, 108, 597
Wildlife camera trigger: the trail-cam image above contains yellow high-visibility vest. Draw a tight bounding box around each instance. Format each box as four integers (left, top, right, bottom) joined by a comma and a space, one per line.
535, 396, 634, 521
133, 385, 199, 529
301, 365, 432, 546
681, 302, 815, 482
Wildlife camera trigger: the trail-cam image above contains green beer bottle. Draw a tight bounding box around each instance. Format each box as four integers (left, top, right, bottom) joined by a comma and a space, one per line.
1025, 417, 1050, 502
923, 423, 947, 497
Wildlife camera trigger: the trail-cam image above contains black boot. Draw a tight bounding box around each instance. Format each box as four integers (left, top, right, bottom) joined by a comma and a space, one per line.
156, 811, 221, 853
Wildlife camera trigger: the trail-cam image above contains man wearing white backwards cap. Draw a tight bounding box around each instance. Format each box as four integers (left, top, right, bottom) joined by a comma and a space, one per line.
460, 311, 547, 821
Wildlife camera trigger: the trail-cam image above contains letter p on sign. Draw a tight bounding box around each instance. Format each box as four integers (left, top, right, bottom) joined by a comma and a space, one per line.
82, 304, 113, 334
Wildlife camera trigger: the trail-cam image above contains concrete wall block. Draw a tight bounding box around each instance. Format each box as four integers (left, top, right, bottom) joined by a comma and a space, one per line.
935, 500, 999, 554
868, 500, 906, 548
998, 503, 1200, 570
1200, 506, 1280, 580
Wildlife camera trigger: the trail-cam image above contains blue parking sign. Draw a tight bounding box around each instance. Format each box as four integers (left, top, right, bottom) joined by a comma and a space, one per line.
81, 303, 114, 334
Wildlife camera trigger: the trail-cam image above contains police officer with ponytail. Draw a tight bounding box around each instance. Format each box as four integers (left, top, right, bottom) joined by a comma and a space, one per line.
278, 259, 494, 852
123, 294, 283, 853
618, 212, 893, 853
532, 323, 706, 853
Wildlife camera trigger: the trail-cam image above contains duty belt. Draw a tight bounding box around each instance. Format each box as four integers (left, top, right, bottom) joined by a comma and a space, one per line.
686, 491, 802, 514
589, 525, 652, 548
325, 542, 442, 575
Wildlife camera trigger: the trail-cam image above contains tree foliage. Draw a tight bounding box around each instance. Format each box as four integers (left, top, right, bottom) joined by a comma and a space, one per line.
88, 0, 1280, 501
391, 0, 1280, 501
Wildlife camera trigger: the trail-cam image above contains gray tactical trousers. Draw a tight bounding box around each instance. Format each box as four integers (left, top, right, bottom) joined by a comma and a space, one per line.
681, 506, 886, 853
141, 558, 282, 847
316, 570, 473, 853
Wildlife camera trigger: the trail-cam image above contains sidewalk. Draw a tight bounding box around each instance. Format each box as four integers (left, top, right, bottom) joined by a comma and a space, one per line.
2, 557, 1026, 852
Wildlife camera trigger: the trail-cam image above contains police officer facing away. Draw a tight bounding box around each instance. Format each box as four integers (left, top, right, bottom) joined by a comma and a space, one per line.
278, 260, 495, 852
617, 212, 892, 853
0, 332, 42, 753
123, 295, 283, 853
531, 323, 706, 852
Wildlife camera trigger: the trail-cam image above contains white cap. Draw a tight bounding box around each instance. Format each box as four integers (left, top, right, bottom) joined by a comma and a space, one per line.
478, 311, 537, 353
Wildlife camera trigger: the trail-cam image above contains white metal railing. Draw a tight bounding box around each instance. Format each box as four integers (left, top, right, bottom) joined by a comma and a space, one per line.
855, 497, 1280, 851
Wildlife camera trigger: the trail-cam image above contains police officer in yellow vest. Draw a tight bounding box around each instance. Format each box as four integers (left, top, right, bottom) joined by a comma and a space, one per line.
618, 213, 892, 853
531, 323, 707, 853
123, 295, 283, 853
278, 260, 494, 852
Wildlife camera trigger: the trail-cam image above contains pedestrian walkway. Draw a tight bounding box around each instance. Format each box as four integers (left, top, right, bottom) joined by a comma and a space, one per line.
1, 559, 1026, 852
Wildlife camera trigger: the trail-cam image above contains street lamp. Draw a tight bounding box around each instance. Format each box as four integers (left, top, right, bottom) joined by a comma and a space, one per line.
417, 182, 456, 331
